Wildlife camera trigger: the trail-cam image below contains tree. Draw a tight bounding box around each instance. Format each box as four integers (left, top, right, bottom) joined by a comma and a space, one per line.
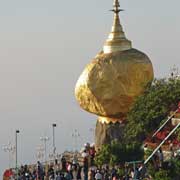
95, 76, 180, 178
154, 169, 171, 180
169, 157, 180, 178
125, 77, 180, 143
145, 156, 180, 179
95, 140, 143, 166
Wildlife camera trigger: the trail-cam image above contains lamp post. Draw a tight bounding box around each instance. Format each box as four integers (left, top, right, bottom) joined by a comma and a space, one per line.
2, 142, 15, 169
36, 145, 44, 162
170, 65, 179, 78
72, 129, 80, 164
15, 130, 20, 179
40, 136, 49, 163
72, 129, 80, 152
52, 123, 57, 159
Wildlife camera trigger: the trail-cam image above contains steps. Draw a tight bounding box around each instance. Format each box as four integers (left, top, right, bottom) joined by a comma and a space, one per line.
144, 106, 180, 165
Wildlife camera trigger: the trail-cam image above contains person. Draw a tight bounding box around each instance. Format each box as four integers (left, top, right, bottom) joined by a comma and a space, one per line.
88, 169, 93, 180
83, 166, 88, 180
48, 164, 55, 180
72, 163, 78, 180
103, 168, 110, 180
37, 161, 44, 180
77, 164, 82, 180
82, 150, 89, 180
138, 163, 146, 179
130, 168, 134, 179
110, 167, 117, 180
56, 172, 61, 180
89, 144, 96, 166
134, 167, 141, 180
64, 171, 72, 180
95, 170, 102, 180
61, 156, 67, 171
169, 141, 174, 159
158, 148, 164, 168
32, 169, 37, 179
124, 164, 130, 180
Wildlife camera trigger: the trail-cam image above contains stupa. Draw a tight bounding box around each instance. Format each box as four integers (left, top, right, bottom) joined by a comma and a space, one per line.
75, 0, 154, 148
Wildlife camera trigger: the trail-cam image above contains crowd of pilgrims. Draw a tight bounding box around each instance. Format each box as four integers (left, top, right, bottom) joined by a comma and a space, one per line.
5, 143, 150, 180
13, 162, 146, 180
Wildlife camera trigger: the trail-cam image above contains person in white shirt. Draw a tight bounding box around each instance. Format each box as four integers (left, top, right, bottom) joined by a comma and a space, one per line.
95, 170, 102, 180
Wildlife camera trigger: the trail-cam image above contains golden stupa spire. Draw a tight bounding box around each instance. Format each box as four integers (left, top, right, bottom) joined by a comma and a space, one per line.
103, 0, 132, 54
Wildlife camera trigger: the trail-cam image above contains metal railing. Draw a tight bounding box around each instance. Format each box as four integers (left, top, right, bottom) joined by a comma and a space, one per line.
152, 109, 179, 138
144, 122, 180, 165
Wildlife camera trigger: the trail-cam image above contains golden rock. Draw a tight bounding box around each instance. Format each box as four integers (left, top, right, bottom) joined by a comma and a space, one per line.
75, 49, 153, 118
75, 0, 154, 121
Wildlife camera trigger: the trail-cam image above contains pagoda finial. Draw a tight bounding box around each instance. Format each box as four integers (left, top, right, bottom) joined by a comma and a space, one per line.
103, 0, 132, 54
112, 0, 122, 14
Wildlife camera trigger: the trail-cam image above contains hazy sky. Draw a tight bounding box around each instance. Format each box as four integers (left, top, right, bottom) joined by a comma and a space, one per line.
0, 0, 180, 175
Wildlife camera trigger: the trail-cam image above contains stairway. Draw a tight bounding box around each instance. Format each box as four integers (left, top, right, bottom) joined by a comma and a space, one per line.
144, 105, 180, 165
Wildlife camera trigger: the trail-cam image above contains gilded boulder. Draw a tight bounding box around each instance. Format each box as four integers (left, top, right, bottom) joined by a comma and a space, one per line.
75, 49, 154, 118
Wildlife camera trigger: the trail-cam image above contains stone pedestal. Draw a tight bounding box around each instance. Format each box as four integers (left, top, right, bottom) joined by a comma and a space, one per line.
95, 120, 126, 150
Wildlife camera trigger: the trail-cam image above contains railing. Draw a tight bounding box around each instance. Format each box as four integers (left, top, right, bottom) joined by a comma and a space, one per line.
144, 122, 180, 165
152, 109, 179, 138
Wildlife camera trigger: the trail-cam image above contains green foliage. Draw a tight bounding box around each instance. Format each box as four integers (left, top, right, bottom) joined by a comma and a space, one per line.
94, 77, 180, 178
170, 158, 180, 178
146, 157, 180, 179
144, 148, 153, 160
94, 140, 143, 166
154, 169, 171, 180
175, 128, 180, 141
117, 168, 125, 178
94, 143, 111, 166
146, 163, 156, 178
125, 78, 180, 142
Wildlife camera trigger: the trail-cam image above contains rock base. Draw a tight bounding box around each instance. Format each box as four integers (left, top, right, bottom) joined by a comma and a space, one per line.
95, 119, 126, 150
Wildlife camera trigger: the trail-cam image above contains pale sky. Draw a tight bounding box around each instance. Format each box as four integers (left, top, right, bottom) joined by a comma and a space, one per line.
0, 0, 180, 175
